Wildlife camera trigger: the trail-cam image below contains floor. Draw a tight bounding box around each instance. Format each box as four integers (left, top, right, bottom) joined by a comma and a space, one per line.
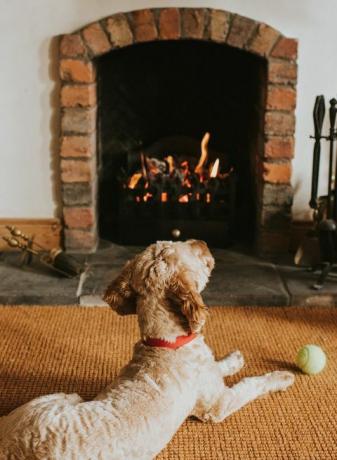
1, 241, 337, 306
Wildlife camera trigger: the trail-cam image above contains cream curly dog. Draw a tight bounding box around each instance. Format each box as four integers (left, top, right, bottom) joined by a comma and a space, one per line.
0, 240, 294, 459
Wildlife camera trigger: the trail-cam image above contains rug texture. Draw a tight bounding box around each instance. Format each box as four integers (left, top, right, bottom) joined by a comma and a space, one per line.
0, 305, 336, 459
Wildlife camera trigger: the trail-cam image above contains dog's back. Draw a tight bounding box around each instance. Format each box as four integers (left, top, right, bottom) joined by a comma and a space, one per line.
0, 340, 208, 460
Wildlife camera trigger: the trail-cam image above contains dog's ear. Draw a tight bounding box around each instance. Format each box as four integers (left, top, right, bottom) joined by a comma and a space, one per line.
168, 270, 208, 332
103, 261, 137, 315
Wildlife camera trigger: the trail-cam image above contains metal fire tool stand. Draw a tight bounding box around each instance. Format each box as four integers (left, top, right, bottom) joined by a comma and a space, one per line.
309, 96, 337, 289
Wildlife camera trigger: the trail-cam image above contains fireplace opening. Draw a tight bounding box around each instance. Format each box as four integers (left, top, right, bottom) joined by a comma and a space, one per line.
97, 39, 267, 247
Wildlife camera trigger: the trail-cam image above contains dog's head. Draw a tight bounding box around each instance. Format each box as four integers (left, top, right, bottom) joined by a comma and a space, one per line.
103, 240, 214, 334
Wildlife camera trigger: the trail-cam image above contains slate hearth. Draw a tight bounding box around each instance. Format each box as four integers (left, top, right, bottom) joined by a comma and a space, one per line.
1, 242, 337, 307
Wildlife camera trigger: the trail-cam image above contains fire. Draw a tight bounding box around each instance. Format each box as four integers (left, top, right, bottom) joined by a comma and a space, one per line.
143, 192, 152, 202
128, 173, 142, 189
210, 158, 220, 178
140, 153, 147, 178
125, 132, 232, 205
165, 155, 175, 174
195, 132, 210, 174
179, 195, 189, 203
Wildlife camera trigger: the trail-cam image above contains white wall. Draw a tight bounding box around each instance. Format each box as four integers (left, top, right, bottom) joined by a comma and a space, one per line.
1, 0, 336, 220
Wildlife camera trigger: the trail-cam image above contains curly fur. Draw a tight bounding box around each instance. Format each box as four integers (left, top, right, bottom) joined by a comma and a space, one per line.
0, 240, 294, 459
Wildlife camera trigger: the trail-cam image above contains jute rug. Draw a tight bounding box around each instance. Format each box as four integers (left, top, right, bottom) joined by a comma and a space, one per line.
0, 306, 336, 459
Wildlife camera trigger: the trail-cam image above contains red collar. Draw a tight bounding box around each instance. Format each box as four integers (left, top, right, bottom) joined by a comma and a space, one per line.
143, 333, 197, 350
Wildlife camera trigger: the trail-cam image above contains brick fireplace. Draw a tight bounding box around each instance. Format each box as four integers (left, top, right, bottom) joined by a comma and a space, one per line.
58, 8, 297, 253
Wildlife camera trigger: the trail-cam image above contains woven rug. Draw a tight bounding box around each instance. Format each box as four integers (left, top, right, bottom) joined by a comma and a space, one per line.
0, 306, 336, 459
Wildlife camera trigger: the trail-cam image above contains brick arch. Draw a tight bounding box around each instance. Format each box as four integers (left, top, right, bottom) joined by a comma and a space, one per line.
58, 8, 298, 253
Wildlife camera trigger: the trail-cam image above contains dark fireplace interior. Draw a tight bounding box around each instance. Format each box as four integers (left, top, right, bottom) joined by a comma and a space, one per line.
97, 39, 267, 247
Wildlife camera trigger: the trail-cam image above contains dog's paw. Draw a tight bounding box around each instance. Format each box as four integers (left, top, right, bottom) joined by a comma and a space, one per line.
265, 371, 295, 392
218, 350, 244, 376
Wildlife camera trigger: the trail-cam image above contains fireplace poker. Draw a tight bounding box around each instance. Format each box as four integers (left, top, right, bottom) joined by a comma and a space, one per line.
327, 98, 337, 218
310, 95, 325, 211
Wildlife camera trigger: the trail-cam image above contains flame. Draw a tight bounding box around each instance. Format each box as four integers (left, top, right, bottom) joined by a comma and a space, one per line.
161, 192, 168, 202
141, 153, 147, 179
165, 155, 175, 174
128, 173, 142, 189
210, 158, 220, 178
195, 132, 210, 174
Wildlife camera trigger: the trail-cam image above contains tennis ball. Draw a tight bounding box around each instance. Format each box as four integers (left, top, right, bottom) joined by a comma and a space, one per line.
296, 344, 326, 375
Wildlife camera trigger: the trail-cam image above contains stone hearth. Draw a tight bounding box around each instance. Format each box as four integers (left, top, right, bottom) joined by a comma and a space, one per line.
58, 8, 297, 254
2, 243, 337, 307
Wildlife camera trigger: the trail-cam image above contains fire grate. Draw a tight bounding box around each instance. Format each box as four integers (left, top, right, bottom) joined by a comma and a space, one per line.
115, 133, 237, 246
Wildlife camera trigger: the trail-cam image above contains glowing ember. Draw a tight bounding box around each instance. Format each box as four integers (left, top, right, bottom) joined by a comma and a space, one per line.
143, 192, 152, 202
179, 195, 189, 203
128, 173, 142, 189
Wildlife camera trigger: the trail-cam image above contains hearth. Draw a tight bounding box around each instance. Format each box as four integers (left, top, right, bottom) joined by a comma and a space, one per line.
58, 8, 297, 254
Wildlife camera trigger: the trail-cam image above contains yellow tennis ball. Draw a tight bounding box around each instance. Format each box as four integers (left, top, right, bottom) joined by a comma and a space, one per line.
296, 345, 326, 375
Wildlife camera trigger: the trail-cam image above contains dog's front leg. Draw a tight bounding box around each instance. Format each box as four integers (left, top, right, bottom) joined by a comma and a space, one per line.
217, 351, 244, 377
204, 370, 294, 423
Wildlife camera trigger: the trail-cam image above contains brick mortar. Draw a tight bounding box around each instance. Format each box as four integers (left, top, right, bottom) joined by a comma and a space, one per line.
263, 159, 292, 164
80, 22, 111, 58
101, 14, 134, 48
265, 108, 295, 115
224, 12, 235, 39
242, 20, 260, 50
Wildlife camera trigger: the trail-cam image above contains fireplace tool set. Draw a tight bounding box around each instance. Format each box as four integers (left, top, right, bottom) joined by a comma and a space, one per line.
308, 96, 337, 289
1, 226, 84, 278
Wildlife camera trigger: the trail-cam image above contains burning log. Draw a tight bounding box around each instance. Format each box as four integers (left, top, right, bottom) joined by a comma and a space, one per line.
121, 132, 234, 215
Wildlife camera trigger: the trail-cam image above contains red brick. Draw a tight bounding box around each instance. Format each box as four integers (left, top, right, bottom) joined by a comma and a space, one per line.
263, 162, 292, 184
266, 86, 296, 111
265, 111, 295, 136
61, 107, 96, 134
132, 9, 158, 42
60, 135, 95, 158
61, 84, 96, 108
248, 23, 280, 56
82, 22, 111, 56
61, 159, 93, 183
226, 15, 257, 48
209, 9, 231, 42
64, 229, 97, 252
159, 8, 181, 40
60, 59, 96, 83
60, 33, 86, 57
271, 37, 298, 60
182, 8, 206, 39
269, 59, 297, 84
265, 137, 294, 159
105, 13, 133, 47
63, 207, 94, 229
